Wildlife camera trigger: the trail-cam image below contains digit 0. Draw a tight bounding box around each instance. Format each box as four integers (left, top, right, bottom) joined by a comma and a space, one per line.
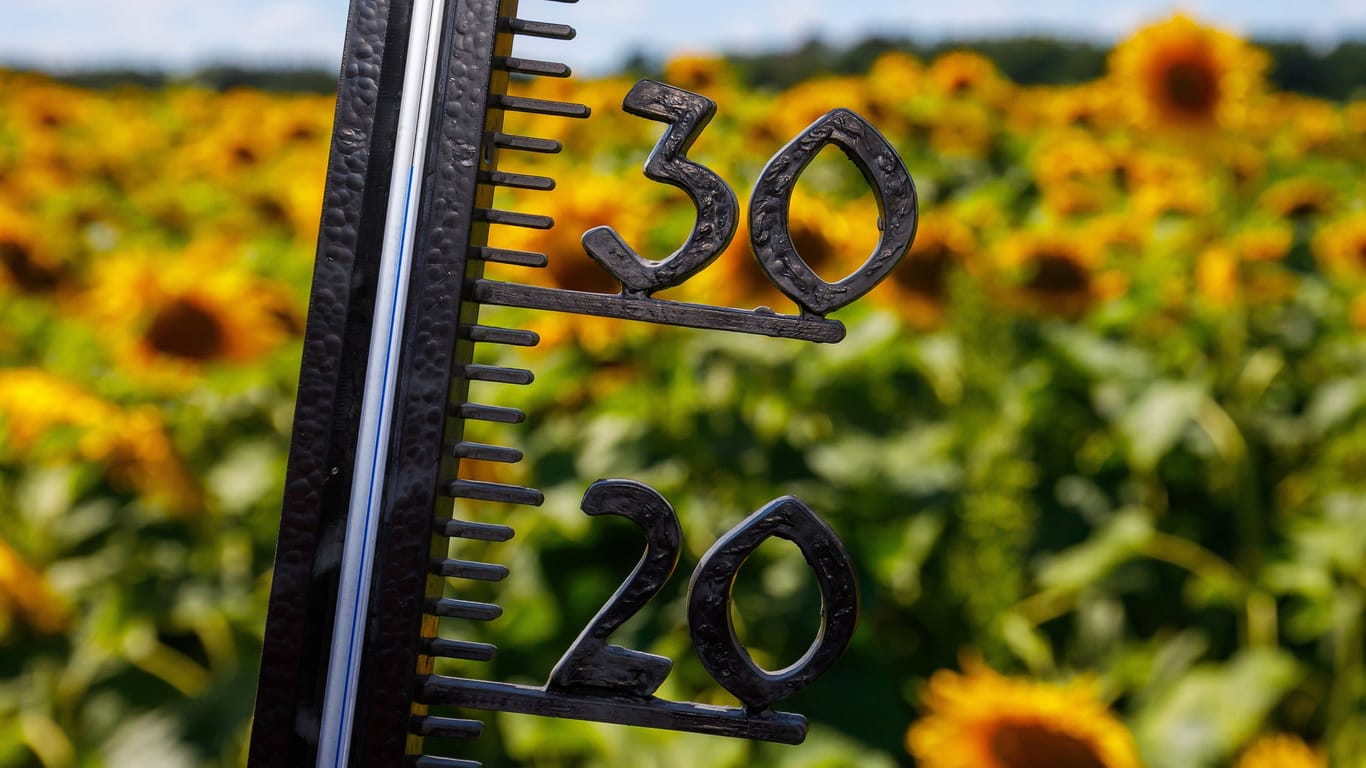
686, 497, 859, 711
749, 109, 918, 317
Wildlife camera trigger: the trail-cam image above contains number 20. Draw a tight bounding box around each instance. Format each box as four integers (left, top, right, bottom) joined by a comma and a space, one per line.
546, 479, 859, 712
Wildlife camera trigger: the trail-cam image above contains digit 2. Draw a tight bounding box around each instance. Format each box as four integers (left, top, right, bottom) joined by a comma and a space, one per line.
547, 479, 682, 696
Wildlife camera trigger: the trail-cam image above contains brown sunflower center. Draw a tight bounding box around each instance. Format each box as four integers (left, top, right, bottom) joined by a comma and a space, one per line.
790, 223, 837, 280
894, 242, 954, 300
0, 240, 64, 293
37, 107, 66, 129
144, 296, 228, 361
552, 255, 622, 295
1286, 196, 1326, 218
1026, 252, 1090, 296
989, 721, 1108, 768
1162, 58, 1219, 117
943, 72, 978, 95
285, 122, 320, 143
1068, 109, 1097, 130
1111, 164, 1132, 192
231, 143, 259, 166
252, 194, 291, 228
680, 67, 717, 92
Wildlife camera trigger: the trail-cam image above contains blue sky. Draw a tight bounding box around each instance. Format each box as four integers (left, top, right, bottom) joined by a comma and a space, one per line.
3, 0, 1364, 73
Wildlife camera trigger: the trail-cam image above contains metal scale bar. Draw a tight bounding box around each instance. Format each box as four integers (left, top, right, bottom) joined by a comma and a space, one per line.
249, 0, 916, 764
248, 0, 586, 764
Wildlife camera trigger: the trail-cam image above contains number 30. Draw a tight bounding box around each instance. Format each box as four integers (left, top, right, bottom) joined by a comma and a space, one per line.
583, 80, 918, 319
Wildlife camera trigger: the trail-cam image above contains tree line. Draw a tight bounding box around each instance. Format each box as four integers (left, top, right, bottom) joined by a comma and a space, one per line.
658, 36, 1366, 101
19, 36, 1366, 100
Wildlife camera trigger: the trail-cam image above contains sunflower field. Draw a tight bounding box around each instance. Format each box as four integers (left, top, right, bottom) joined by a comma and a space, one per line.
2, 12, 1366, 768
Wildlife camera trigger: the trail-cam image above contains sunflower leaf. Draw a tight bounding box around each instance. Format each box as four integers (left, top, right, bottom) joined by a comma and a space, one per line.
1119, 381, 1206, 471
1036, 508, 1153, 592
1132, 648, 1300, 768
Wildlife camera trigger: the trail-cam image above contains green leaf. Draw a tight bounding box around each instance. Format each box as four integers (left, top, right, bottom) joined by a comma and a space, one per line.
1000, 612, 1055, 674
1037, 509, 1154, 592
101, 712, 196, 768
206, 440, 283, 514
806, 425, 959, 496
1133, 649, 1300, 768
1119, 381, 1205, 471
1306, 378, 1366, 435
1044, 326, 1154, 384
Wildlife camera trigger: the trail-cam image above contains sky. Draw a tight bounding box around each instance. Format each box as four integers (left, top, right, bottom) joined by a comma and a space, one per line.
3, 0, 1364, 74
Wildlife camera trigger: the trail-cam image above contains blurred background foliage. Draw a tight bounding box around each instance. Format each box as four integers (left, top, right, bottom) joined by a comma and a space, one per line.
1, 11, 1365, 768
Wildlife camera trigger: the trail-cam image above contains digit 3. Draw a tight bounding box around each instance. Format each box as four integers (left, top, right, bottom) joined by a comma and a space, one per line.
581, 80, 739, 296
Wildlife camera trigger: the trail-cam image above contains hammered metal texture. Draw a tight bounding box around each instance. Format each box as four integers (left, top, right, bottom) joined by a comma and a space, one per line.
346, 0, 513, 763
248, 1, 412, 765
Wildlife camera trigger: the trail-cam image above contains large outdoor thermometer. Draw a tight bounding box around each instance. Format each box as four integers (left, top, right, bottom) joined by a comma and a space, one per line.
246, 0, 917, 766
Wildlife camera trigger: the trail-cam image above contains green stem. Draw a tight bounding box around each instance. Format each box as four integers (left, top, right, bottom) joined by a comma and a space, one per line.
1327, 585, 1364, 766
1140, 530, 1247, 591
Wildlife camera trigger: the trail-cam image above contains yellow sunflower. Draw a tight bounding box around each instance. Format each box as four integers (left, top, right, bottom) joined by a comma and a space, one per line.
1119, 149, 1215, 220
227, 149, 329, 243
1235, 734, 1325, 768
80, 241, 301, 387
1109, 13, 1267, 131
929, 101, 995, 159
259, 94, 335, 148
1346, 100, 1366, 140
1081, 214, 1149, 260
0, 369, 198, 511
9, 80, 94, 134
1196, 244, 1240, 308
867, 51, 924, 107
906, 660, 1141, 768
0, 207, 67, 294
769, 76, 876, 145
998, 230, 1125, 317
177, 89, 294, 179
1031, 136, 1118, 217
1313, 213, 1366, 278
0, 534, 69, 635
878, 212, 975, 328
1195, 241, 1295, 308
662, 54, 736, 94
1351, 294, 1366, 331
486, 174, 648, 351
1265, 94, 1344, 158
1259, 177, 1337, 220
1219, 140, 1268, 190
1036, 82, 1128, 133
0, 368, 117, 453
1230, 221, 1294, 263
928, 52, 1010, 105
